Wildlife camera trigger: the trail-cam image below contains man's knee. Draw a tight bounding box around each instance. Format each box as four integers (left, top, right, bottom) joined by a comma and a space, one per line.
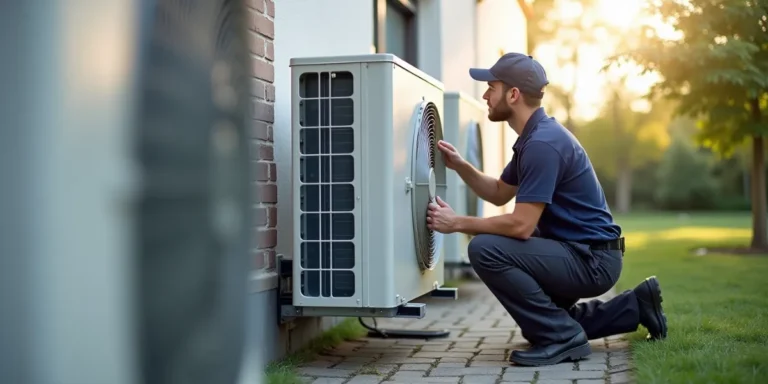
467, 234, 515, 271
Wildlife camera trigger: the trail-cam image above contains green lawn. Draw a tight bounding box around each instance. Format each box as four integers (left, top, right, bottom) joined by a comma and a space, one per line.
613, 211, 768, 384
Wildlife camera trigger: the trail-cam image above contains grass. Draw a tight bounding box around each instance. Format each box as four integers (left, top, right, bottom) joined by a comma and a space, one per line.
613, 211, 768, 384
264, 318, 367, 384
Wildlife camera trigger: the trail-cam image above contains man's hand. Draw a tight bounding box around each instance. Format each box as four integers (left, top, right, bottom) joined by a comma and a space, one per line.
426, 196, 458, 233
437, 140, 468, 171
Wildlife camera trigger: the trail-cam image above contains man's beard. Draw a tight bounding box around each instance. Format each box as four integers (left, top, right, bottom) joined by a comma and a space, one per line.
488, 103, 513, 122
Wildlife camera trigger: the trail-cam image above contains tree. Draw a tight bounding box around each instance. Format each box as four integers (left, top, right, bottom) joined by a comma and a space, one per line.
526, 0, 610, 133
612, 0, 768, 249
655, 133, 719, 210
578, 79, 672, 213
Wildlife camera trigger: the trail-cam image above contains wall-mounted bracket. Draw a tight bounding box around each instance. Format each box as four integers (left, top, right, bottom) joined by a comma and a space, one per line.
430, 286, 458, 300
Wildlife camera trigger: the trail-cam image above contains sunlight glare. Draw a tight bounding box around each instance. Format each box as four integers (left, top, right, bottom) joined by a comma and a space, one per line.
596, 0, 644, 31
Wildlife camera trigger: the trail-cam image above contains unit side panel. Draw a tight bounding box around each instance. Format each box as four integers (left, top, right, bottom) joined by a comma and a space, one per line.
442, 95, 462, 212
389, 65, 445, 305
456, 96, 490, 264
360, 62, 397, 309
292, 63, 363, 308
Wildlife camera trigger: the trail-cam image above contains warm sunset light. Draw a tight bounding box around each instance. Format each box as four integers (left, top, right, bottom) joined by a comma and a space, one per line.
596, 0, 645, 31
532, 0, 676, 122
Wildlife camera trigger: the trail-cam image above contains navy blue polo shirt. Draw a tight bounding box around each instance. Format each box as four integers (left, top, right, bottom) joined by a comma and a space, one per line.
501, 107, 622, 242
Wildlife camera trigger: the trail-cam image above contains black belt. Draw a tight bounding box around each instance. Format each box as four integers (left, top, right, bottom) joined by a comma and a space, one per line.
586, 237, 625, 252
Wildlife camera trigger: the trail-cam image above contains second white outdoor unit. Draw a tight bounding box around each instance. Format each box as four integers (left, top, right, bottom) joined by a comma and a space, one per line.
442, 92, 488, 271
280, 54, 457, 322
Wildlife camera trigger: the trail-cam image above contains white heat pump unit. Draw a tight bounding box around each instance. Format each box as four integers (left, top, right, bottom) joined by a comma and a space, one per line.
442, 92, 488, 274
278, 54, 458, 322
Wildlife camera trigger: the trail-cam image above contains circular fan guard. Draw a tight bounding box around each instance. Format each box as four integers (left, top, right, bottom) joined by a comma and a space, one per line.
465, 121, 484, 218
411, 101, 448, 271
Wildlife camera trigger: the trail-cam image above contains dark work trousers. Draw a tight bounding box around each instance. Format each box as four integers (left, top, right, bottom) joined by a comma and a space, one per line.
467, 234, 640, 346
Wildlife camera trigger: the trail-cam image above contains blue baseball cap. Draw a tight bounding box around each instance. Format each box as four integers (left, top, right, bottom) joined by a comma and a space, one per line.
469, 53, 549, 99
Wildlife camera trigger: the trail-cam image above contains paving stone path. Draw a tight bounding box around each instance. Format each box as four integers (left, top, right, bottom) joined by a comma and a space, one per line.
297, 281, 633, 384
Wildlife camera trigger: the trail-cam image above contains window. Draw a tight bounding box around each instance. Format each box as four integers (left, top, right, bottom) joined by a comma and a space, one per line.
373, 0, 418, 67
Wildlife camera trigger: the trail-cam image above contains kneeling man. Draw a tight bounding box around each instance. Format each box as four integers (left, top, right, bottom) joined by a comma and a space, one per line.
426, 53, 668, 366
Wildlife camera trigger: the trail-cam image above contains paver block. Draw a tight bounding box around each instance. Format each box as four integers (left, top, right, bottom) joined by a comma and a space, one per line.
363, 365, 397, 376
435, 363, 466, 369
439, 357, 470, 363
298, 377, 316, 384
608, 351, 630, 359
609, 356, 630, 368
448, 348, 480, 353
477, 343, 511, 349
429, 367, 503, 376
413, 352, 475, 359
469, 360, 509, 367
462, 375, 500, 383
537, 370, 605, 380
441, 337, 482, 343
472, 354, 506, 361
388, 370, 425, 378
298, 368, 355, 377
332, 362, 368, 370
360, 345, 417, 355
359, 348, 414, 355
375, 357, 437, 364
501, 371, 535, 381
609, 365, 630, 374
478, 348, 507, 355
364, 339, 398, 345
398, 363, 432, 371
420, 345, 451, 352
497, 320, 518, 326
579, 363, 608, 371
345, 357, 379, 364
453, 342, 480, 349
342, 351, 382, 357
346, 375, 384, 384
582, 352, 608, 362
463, 330, 512, 335
608, 371, 633, 384
394, 340, 430, 346
536, 380, 574, 384
577, 380, 606, 384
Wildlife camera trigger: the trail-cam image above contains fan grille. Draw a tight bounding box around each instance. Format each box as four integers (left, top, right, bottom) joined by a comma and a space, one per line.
411, 101, 447, 271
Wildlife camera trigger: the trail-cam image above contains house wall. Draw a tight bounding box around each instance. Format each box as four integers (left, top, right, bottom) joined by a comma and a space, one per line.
437, 0, 529, 216
246, 0, 530, 371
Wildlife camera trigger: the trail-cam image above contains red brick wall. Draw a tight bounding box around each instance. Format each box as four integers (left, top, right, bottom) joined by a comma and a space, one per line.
248, 0, 277, 271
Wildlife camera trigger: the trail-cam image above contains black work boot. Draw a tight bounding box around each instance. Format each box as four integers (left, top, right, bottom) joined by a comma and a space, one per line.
509, 331, 591, 366
633, 276, 668, 340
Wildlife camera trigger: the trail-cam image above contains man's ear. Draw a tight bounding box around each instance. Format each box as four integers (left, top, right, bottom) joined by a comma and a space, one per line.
507, 87, 520, 104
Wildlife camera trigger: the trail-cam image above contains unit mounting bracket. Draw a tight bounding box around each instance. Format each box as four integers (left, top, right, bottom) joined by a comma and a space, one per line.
276, 255, 458, 339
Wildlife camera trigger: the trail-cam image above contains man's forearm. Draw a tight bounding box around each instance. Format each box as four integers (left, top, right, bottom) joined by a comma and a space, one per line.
455, 214, 534, 240
455, 163, 502, 204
